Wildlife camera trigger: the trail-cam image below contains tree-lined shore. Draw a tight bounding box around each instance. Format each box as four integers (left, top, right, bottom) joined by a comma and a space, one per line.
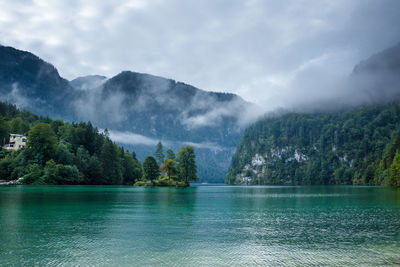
0, 102, 198, 187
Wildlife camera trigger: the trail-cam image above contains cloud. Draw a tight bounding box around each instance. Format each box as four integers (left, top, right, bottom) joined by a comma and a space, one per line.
177, 141, 233, 153
73, 86, 128, 123
0, 83, 35, 109
1, 0, 400, 112
179, 91, 262, 128
108, 129, 160, 146
107, 129, 234, 153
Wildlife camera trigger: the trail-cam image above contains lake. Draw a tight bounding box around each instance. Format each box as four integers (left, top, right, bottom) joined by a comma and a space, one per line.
0, 185, 399, 266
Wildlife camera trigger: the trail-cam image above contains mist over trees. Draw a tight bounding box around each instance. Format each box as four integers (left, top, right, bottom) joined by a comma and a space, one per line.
227, 102, 400, 187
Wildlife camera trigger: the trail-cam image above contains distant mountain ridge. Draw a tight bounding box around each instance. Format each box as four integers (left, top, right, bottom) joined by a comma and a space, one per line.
0, 45, 74, 116
70, 75, 107, 91
352, 43, 400, 74
0, 44, 257, 182
350, 42, 400, 103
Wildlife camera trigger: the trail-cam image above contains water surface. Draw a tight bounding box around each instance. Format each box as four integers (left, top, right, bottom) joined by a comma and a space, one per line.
0, 185, 399, 266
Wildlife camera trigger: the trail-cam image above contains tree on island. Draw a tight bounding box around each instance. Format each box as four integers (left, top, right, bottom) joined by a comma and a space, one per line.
177, 146, 198, 184
154, 141, 165, 166
160, 158, 176, 181
143, 156, 160, 182
166, 148, 175, 160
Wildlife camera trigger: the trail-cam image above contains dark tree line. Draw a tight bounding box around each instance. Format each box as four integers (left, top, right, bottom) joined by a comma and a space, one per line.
0, 102, 140, 185
226, 102, 400, 187
0, 102, 198, 186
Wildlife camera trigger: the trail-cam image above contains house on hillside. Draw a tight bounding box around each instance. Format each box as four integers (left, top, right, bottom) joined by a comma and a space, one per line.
3, 134, 27, 151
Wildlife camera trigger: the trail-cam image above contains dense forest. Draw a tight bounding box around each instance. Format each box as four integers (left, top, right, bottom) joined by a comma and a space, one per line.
0, 102, 198, 186
226, 102, 400, 187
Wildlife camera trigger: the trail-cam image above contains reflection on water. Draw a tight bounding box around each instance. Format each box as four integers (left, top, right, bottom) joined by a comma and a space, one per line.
0, 185, 399, 266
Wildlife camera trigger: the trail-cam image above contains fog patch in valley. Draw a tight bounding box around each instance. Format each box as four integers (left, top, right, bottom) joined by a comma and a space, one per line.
108, 129, 234, 153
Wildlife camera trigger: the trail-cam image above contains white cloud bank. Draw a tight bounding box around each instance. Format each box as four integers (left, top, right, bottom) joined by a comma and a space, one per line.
1, 0, 400, 112
108, 129, 233, 152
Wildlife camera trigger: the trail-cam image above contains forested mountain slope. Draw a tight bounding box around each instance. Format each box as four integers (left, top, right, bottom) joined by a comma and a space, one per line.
226, 102, 400, 186
227, 42, 400, 186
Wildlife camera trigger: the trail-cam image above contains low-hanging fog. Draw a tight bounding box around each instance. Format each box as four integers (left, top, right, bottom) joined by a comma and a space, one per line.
1, 0, 400, 115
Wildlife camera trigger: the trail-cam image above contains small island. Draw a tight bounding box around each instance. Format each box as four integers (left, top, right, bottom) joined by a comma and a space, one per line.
134, 144, 198, 188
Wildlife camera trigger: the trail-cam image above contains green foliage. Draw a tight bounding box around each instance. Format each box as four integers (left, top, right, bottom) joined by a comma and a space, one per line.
85, 155, 102, 184
227, 102, 400, 187
27, 123, 57, 165
154, 141, 165, 166
134, 180, 151, 186
166, 148, 175, 160
21, 164, 43, 184
43, 160, 83, 185
122, 152, 142, 185
143, 156, 160, 181
177, 146, 198, 183
134, 176, 188, 187
387, 151, 400, 187
175, 181, 189, 188
0, 102, 198, 186
55, 142, 74, 165
154, 176, 176, 186
160, 158, 176, 180
0, 117, 9, 145
0, 154, 13, 180
10, 117, 29, 134
100, 140, 123, 184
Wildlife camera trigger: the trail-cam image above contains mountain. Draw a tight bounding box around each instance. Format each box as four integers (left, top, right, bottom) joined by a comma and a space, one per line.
73, 71, 251, 145
352, 43, 400, 75
226, 43, 400, 186
0, 45, 74, 117
70, 75, 107, 91
349, 42, 400, 103
70, 71, 257, 182
0, 45, 258, 182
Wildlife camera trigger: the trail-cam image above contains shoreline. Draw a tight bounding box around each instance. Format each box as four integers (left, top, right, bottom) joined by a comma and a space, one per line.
0, 180, 21, 186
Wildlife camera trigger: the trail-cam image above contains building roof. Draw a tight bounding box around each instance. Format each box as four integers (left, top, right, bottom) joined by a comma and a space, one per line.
10, 134, 26, 137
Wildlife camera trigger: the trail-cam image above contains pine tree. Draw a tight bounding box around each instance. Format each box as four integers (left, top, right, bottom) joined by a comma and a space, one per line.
177, 146, 198, 183
154, 141, 165, 165
389, 151, 400, 187
166, 148, 176, 160
143, 156, 160, 182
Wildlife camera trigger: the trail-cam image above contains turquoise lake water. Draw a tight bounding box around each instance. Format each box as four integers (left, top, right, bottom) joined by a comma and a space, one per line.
0, 185, 399, 266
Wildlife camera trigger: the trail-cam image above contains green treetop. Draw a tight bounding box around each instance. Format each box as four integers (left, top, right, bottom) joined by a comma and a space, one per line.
177, 146, 198, 183
166, 148, 176, 160
154, 141, 165, 166
160, 158, 176, 181
143, 156, 160, 182
27, 123, 57, 165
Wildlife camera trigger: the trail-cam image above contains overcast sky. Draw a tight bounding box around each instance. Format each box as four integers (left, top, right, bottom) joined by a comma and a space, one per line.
1, 0, 400, 109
